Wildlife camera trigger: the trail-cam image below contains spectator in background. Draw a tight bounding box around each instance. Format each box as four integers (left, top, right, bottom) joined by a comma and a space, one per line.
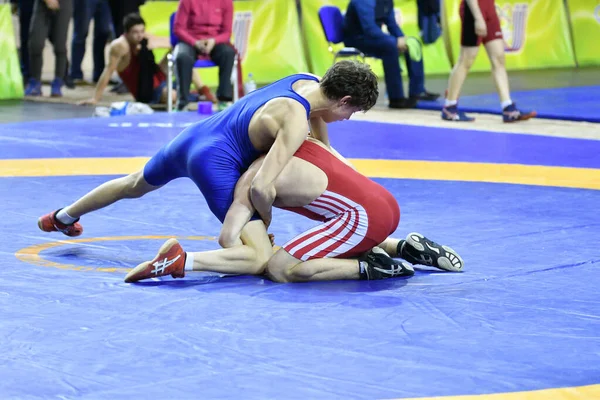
13, 0, 73, 88
69, 0, 113, 84
78, 13, 214, 106
173, 0, 236, 111
343, 0, 439, 109
12, 0, 34, 82
25, 0, 73, 97
442, 0, 536, 122
106, 0, 146, 94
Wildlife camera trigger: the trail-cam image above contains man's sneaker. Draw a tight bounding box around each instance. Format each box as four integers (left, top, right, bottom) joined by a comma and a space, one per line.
399, 233, 464, 272
25, 78, 42, 96
441, 104, 475, 121
125, 238, 186, 283
50, 78, 63, 97
37, 209, 83, 237
503, 103, 536, 123
359, 247, 414, 280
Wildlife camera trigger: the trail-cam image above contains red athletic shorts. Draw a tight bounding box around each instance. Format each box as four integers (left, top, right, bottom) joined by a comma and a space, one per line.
460, 0, 503, 46
279, 140, 400, 262
281, 189, 400, 261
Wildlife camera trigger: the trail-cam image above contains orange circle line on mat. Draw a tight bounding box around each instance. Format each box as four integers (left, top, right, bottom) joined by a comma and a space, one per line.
14, 235, 217, 274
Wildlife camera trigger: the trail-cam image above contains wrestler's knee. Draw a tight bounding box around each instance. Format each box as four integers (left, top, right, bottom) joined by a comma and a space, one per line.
265, 249, 302, 283
218, 233, 237, 249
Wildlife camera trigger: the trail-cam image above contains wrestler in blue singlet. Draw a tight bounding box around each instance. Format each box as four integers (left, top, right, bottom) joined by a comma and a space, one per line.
143, 73, 319, 222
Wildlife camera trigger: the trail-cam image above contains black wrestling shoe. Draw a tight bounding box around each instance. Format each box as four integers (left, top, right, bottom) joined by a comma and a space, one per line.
359, 247, 414, 280
398, 233, 464, 272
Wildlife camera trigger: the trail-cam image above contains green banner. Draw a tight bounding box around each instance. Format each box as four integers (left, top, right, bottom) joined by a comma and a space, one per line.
566, 0, 600, 66
301, 0, 451, 79
444, 0, 575, 72
140, 0, 309, 86
0, 5, 24, 100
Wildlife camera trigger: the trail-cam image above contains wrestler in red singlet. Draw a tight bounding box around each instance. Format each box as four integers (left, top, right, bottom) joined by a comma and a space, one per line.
280, 140, 400, 261
460, 0, 503, 46
118, 39, 166, 100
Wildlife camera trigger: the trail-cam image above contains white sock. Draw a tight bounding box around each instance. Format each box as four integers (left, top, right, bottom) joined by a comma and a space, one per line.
501, 100, 513, 109
56, 209, 77, 224
184, 252, 195, 271
444, 99, 458, 107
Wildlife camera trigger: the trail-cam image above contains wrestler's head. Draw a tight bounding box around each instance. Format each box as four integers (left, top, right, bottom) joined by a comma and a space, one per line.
319, 60, 379, 122
123, 13, 146, 45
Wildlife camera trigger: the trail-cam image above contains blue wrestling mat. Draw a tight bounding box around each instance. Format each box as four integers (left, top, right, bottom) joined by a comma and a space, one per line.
1, 113, 599, 399
417, 85, 600, 123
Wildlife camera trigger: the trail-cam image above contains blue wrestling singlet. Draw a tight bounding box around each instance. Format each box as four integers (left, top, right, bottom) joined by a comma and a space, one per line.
143, 73, 318, 222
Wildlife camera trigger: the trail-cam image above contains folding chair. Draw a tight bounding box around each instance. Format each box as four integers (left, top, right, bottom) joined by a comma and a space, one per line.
318, 6, 365, 63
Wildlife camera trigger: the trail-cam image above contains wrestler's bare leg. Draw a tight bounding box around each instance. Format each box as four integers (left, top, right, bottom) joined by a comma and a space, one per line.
265, 249, 362, 282
185, 220, 273, 275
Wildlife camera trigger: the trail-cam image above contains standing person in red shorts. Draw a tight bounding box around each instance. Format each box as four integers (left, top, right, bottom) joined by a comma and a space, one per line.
441, 0, 536, 123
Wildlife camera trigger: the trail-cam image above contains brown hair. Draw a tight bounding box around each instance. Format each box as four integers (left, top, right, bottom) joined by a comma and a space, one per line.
123, 13, 145, 33
320, 60, 379, 111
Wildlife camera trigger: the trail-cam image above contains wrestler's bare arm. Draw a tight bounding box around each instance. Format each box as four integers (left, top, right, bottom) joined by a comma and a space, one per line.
250, 100, 308, 227
79, 41, 126, 105
219, 160, 262, 246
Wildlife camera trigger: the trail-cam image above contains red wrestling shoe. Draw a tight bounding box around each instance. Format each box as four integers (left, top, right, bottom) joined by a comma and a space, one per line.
37, 209, 83, 237
125, 239, 186, 283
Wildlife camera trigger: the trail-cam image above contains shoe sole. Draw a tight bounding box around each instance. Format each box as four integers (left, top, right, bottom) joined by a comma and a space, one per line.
124, 238, 180, 283
406, 232, 464, 272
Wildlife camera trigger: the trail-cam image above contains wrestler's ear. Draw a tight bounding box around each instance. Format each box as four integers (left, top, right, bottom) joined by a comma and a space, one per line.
339, 95, 352, 106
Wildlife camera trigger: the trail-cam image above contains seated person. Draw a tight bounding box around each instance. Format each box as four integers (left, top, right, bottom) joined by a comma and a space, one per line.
173, 0, 236, 111
343, 0, 439, 109
125, 137, 463, 283
79, 13, 215, 106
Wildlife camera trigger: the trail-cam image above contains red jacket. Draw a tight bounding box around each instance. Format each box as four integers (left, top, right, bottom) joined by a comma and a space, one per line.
174, 0, 233, 46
